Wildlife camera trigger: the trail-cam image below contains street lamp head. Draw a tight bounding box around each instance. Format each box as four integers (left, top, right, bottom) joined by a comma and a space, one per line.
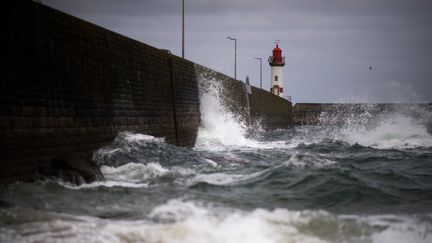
226, 36, 237, 79
254, 57, 262, 61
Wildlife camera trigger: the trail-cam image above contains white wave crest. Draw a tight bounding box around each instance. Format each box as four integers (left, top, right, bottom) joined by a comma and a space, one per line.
194, 74, 304, 151
122, 132, 165, 143
3, 201, 431, 243
283, 153, 337, 168
60, 163, 169, 189
338, 114, 432, 149
290, 112, 432, 150
195, 79, 251, 148
185, 168, 271, 186
102, 162, 169, 183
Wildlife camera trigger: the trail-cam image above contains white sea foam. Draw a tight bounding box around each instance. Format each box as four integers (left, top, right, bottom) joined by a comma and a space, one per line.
195, 79, 251, 149
283, 153, 337, 168
3, 201, 431, 243
195, 67, 432, 152
94, 131, 168, 164
203, 158, 218, 167
337, 113, 432, 149
102, 162, 169, 183
194, 78, 290, 151
289, 110, 432, 150
122, 132, 165, 143
59, 163, 170, 189
194, 74, 277, 150
369, 215, 432, 243
149, 199, 209, 222
186, 168, 271, 186
59, 180, 149, 189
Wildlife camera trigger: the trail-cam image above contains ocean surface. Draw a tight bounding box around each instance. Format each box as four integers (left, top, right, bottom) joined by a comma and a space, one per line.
1, 85, 432, 243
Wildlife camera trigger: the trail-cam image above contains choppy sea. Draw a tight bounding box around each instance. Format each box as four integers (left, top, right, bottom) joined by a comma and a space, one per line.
1, 83, 432, 243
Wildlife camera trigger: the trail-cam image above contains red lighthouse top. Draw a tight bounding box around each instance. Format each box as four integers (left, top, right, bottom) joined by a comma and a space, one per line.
268, 44, 285, 66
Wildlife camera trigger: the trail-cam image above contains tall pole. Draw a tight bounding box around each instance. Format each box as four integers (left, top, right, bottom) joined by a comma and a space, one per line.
227, 36, 237, 79
255, 57, 262, 89
259, 58, 262, 89
235, 39, 237, 79
182, 0, 185, 58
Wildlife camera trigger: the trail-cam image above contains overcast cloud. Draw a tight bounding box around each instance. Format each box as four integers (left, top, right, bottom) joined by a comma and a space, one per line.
42, 0, 432, 103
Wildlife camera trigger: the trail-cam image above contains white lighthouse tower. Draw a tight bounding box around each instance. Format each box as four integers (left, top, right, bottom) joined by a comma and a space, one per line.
268, 42, 285, 97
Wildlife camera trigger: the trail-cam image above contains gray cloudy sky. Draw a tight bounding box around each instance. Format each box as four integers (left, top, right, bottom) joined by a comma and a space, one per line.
43, 0, 432, 103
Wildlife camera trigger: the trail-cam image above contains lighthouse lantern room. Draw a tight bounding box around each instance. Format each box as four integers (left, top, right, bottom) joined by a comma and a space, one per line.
268, 42, 285, 97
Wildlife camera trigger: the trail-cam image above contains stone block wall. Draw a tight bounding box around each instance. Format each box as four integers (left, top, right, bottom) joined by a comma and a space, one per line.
0, 0, 200, 183
249, 86, 292, 129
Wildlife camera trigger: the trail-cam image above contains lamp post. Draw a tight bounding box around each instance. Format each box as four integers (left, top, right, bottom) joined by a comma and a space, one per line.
227, 36, 237, 79
182, 0, 185, 58
254, 57, 262, 89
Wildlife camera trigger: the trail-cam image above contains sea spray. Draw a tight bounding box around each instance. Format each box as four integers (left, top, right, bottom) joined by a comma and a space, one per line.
338, 113, 432, 149
2, 201, 432, 243
195, 78, 248, 147
194, 69, 265, 149
2, 83, 432, 243
303, 104, 432, 149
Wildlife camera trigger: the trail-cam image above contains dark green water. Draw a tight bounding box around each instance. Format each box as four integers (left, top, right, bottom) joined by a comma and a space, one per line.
1, 122, 432, 243
1, 84, 432, 242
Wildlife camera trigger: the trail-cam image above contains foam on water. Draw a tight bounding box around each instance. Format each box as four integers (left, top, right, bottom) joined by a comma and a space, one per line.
337, 113, 432, 149
2, 200, 431, 243
102, 162, 169, 183
186, 168, 272, 187
59, 163, 170, 189
59, 180, 149, 189
94, 132, 168, 165
194, 73, 432, 152
290, 109, 432, 150
123, 132, 164, 143
283, 153, 337, 168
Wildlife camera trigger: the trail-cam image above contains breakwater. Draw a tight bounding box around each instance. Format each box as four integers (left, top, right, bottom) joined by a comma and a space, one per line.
293, 103, 432, 127
0, 0, 292, 184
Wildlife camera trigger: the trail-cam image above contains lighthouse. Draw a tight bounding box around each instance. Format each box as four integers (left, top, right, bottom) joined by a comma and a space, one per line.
268, 43, 285, 97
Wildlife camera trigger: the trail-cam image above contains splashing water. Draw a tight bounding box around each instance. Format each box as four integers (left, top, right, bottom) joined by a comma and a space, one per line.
291, 105, 432, 150
195, 80, 248, 147
1, 200, 432, 243
1, 76, 432, 242
338, 113, 432, 149
195, 75, 290, 150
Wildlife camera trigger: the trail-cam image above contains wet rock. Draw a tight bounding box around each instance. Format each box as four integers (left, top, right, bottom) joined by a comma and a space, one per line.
38, 153, 104, 185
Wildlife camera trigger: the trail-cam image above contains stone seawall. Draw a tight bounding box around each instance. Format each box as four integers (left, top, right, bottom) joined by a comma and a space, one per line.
0, 1, 292, 184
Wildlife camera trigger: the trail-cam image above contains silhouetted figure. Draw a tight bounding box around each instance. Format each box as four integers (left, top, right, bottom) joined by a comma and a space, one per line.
369, 66, 372, 70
